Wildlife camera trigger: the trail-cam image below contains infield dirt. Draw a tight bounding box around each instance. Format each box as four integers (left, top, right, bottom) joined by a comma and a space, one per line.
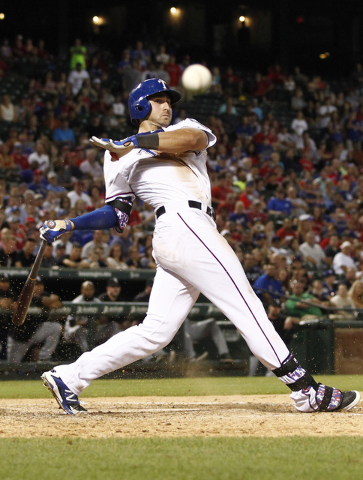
0, 394, 362, 438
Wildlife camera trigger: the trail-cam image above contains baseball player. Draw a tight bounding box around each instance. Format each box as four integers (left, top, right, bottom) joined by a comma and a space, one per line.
40, 78, 359, 414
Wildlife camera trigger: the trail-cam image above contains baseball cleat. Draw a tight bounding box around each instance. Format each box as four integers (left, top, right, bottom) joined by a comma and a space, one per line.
42, 370, 87, 415
335, 390, 361, 411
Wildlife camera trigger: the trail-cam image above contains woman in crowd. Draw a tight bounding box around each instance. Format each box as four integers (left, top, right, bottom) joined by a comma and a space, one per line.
106, 243, 128, 270
348, 280, 363, 310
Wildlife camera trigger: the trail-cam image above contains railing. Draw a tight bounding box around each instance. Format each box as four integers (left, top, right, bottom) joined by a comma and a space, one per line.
0, 267, 156, 281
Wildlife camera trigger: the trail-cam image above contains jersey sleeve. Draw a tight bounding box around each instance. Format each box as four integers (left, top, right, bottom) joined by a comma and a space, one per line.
166, 118, 217, 148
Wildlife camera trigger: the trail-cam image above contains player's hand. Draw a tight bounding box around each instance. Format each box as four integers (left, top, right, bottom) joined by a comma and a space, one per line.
39, 219, 73, 242
89, 136, 135, 159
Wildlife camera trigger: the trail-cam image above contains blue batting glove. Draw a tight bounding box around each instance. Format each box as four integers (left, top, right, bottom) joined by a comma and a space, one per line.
39, 219, 73, 242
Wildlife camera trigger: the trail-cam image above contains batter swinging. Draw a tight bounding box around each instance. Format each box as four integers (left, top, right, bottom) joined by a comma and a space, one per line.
40, 79, 359, 414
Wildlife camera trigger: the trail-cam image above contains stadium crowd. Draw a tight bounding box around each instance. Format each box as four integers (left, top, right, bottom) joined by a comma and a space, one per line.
1, 34, 363, 363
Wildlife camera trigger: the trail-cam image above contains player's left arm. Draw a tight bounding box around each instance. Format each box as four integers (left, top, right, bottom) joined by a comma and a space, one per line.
90, 128, 210, 157
153, 128, 208, 154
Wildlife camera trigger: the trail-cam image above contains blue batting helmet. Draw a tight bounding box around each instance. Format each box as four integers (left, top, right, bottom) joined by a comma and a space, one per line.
128, 78, 181, 124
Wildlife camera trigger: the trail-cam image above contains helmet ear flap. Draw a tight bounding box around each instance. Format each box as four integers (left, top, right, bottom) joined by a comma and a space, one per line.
130, 97, 151, 124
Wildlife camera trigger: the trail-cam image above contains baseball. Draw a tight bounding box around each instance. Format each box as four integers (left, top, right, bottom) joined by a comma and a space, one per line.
182, 64, 212, 93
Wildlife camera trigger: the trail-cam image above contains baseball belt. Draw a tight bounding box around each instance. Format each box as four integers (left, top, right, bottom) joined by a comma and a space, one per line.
156, 200, 215, 220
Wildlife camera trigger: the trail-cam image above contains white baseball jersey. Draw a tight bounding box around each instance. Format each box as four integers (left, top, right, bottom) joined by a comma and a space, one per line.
103, 118, 216, 210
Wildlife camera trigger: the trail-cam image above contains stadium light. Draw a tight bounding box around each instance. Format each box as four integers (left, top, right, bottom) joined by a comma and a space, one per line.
92, 16, 107, 26
170, 7, 182, 18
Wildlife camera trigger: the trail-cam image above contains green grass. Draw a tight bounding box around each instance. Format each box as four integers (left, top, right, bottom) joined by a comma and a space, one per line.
1, 375, 362, 399
1, 437, 363, 480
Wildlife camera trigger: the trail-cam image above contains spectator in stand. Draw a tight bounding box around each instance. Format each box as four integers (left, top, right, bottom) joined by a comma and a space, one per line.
329, 283, 356, 321
64, 281, 100, 353
52, 118, 76, 148
7, 277, 62, 362
291, 88, 307, 111
266, 186, 292, 217
291, 110, 308, 149
14, 237, 36, 267
183, 316, 233, 363
318, 96, 337, 136
106, 243, 128, 270
342, 266, 358, 290
286, 186, 308, 218
0, 94, 17, 122
285, 280, 323, 321
348, 279, 363, 310
59, 242, 89, 268
125, 245, 143, 269
238, 181, 257, 209
28, 141, 50, 172
229, 200, 250, 229
80, 148, 103, 180
41, 242, 58, 268
112, 94, 126, 117
251, 71, 273, 101
0, 143, 18, 179
253, 263, 285, 305
81, 229, 110, 259
53, 242, 67, 263
141, 62, 158, 81
309, 279, 333, 305
97, 277, 130, 340
299, 231, 327, 269
46, 172, 66, 195
211, 172, 233, 209
166, 55, 182, 89
346, 111, 363, 151
333, 241, 357, 275
69, 39, 87, 70
122, 59, 143, 93
7, 215, 27, 251
0, 273, 16, 359
246, 198, 268, 225
323, 234, 340, 266
276, 218, 296, 241
244, 252, 263, 284
12, 142, 29, 171
68, 62, 90, 97
85, 246, 108, 268
67, 180, 92, 209
321, 269, 337, 298
155, 44, 170, 65
0, 230, 17, 257
28, 169, 47, 197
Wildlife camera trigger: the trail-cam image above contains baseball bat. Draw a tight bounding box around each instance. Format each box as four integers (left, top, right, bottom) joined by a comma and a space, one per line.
12, 239, 47, 326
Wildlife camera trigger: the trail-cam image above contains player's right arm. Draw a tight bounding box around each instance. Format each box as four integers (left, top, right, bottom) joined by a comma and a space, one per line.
40, 196, 133, 243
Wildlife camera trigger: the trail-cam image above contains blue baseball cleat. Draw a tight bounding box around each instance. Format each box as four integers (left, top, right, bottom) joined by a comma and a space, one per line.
42, 370, 87, 415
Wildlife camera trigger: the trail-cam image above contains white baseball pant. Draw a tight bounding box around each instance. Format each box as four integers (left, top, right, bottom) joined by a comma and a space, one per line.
56, 206, 289, 395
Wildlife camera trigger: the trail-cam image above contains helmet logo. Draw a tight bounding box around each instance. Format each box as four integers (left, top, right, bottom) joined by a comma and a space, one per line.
158, 79, 168, 90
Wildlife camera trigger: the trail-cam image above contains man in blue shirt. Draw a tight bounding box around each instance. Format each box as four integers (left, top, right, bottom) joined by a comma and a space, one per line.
267, 187, 292, 216
253, 264, 285, 306
52, 118, 76, 147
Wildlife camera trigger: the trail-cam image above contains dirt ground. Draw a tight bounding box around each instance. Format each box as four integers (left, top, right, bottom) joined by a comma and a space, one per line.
1, 394, 363, 438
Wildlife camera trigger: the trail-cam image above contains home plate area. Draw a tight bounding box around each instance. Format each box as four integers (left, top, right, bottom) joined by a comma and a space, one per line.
0, 395, 362, 438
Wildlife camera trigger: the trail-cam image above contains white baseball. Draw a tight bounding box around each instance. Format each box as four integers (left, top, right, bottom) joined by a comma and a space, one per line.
182, 64, 212, 93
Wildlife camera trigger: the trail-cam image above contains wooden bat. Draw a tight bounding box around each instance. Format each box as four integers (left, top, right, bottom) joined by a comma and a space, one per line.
12, 239, 47, 326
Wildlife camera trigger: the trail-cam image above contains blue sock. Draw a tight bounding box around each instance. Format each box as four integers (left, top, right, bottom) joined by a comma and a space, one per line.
70, 205, 118, 230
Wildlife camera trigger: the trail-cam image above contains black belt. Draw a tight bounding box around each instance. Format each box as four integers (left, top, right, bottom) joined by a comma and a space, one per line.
156, 200, 215, 219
